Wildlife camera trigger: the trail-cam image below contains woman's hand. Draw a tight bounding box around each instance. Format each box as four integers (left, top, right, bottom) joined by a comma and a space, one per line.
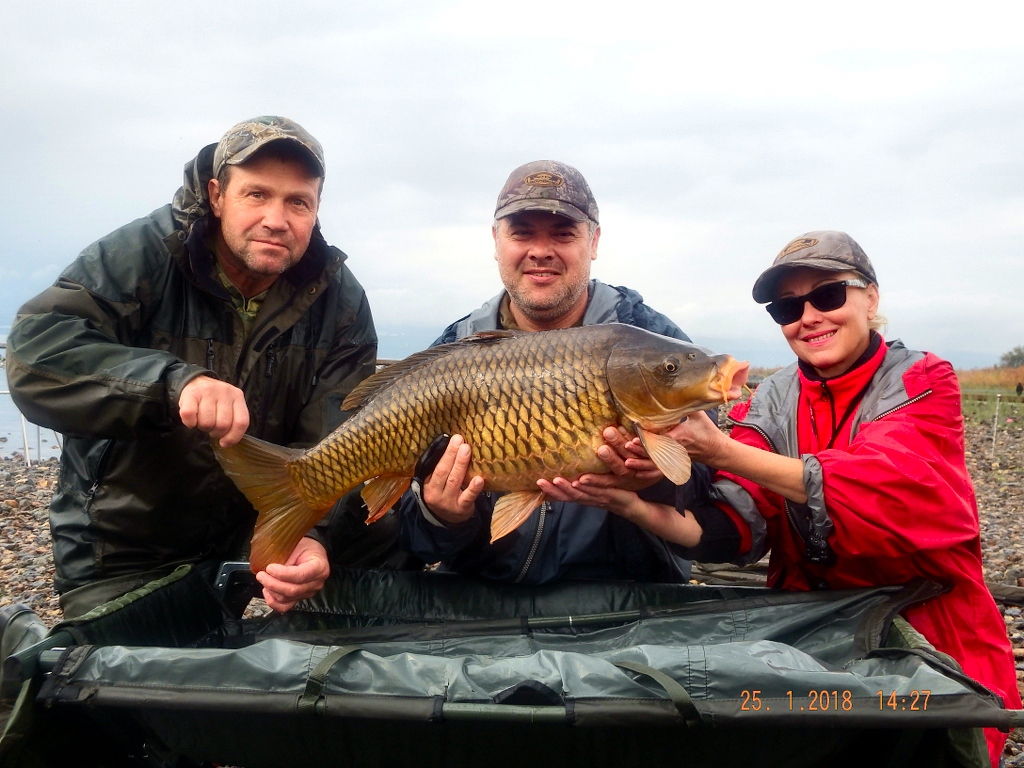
537, 475, 648, 517
664, 411, 730, 466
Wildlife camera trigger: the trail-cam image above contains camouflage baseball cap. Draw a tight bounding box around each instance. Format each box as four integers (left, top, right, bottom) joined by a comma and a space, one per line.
494, 160, 599, 225
752, 230, 878, 303
212, 116, 325, 180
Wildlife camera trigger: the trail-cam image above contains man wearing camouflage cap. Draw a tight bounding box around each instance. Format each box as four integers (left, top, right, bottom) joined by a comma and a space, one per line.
396, 160, 708, 585
7, 116, 393, 617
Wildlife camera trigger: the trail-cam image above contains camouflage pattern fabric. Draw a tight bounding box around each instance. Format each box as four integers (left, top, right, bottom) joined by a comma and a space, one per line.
494, 160, 599, 225
752, 230, 879, 303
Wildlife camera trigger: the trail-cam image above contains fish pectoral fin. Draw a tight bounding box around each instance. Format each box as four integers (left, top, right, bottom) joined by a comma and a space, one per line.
361, 475, 412, 524
637, 428, 692, 485
490, 490, 545, 543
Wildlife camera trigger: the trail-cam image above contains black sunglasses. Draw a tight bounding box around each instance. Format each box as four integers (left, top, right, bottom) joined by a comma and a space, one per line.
766, 279, 868, 325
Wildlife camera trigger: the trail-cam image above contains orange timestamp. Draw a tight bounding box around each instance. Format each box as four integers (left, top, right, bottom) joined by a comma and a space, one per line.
738, 689, 931, 712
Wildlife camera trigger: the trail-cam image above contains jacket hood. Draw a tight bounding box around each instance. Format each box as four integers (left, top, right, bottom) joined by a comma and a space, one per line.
171, 143, 217, 234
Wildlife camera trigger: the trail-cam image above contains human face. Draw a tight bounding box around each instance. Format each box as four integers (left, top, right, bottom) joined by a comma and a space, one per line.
492, 211, 599, 331
207, 154, 321, 297
775, 267, 879, 378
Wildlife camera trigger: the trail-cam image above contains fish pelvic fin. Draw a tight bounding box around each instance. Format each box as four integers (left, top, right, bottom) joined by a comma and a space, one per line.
490, 490, 546, 543
636, 427, 692, 485
361, 475, 412, 523
212, 436, 327, 575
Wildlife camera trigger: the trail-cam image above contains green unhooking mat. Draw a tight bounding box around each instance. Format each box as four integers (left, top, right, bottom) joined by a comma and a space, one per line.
0, 566, 1017, 768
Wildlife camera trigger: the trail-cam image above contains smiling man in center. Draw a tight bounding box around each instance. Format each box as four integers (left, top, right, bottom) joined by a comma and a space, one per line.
395, 160, 724, 584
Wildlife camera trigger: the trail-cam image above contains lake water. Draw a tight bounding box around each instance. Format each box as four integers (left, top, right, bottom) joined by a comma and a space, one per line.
0, 368, 63, 460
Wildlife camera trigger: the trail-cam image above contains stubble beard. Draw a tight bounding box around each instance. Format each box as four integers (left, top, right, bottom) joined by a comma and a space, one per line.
232, 235, 303, 277
506, 274, 590, 323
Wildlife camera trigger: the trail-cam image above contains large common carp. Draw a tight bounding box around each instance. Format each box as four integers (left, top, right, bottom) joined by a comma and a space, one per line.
214, 324, 749, 573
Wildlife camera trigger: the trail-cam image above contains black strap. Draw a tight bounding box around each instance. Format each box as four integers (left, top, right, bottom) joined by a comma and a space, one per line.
296, 645, 362, 715
613, 661, 702, 726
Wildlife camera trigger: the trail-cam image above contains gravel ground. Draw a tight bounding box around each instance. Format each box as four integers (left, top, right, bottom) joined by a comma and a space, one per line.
0, 418, 1022, 758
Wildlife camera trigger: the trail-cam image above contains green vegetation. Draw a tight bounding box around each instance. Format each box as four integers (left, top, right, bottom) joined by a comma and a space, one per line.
1000, 346, 1024, 368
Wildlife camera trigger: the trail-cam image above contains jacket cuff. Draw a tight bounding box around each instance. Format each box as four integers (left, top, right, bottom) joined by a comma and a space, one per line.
800, 454, 835, 542
164, 361, 217, 411
636, 478, 677, 505
673, 501, 741, 562
410, 478, 462, 530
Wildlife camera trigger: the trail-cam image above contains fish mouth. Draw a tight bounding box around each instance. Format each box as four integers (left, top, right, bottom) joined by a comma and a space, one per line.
711, 357, 750, 404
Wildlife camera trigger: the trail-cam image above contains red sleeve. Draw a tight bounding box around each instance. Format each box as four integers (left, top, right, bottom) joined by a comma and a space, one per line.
816, 355, 979, 559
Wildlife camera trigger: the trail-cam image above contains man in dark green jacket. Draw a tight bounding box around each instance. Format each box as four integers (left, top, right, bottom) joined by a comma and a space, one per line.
7, 116, 380, 617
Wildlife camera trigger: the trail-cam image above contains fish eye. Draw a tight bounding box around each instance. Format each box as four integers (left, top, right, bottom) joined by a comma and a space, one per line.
663, 357, 679, 373
686, 353, 696, 361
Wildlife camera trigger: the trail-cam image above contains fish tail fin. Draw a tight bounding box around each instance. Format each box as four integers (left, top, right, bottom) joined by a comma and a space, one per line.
212, 436, 327, 574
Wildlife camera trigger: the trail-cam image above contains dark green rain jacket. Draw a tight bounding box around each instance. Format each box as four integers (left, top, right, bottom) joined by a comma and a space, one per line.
6, 144, 377, 594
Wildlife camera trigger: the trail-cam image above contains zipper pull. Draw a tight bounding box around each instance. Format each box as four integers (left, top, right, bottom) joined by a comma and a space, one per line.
206, 338, 215, 370
266, 345, 277, 378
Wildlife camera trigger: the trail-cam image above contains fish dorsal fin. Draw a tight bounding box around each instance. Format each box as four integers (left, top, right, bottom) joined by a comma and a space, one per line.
342, 332, 521, 410
343, 346, 464, 410
490, 490, 545, 543
461, 330, 521, 342
636, 427, 692, 485
361, 475, 412, 523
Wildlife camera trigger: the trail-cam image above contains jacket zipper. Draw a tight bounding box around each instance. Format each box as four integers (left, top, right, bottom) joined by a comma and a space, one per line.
258, 345, 277, 438
513, 501, 548, 584
206, 338, 215, 371
870, 389, 933, 422
85, 441, 116, 511
308, 347, 318, 388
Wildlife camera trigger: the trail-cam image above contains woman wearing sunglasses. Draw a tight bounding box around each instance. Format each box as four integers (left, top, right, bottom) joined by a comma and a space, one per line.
543, 231, 1019, 765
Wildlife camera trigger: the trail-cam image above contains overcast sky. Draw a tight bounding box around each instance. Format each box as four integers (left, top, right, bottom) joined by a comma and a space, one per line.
2, 1, 1023, 368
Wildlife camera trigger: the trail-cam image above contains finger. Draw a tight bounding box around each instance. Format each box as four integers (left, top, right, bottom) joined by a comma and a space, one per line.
264, 559, 318, 584
261, 585, 297, 613
426, 434, 464, 486
536, 477, 577, 502
195, 391, 220, 435
596, 444, 630, 475
179, 391, 199, 429
220, 395, 250, 447
602, 427, 628, 448
457, 475, 485, 510
623, 457, 658, 473
445, 443, 472, 491
212, 396, 235, 443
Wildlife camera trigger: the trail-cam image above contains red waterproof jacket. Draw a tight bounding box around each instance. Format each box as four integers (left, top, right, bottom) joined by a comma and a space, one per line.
713, 337, 1019, 765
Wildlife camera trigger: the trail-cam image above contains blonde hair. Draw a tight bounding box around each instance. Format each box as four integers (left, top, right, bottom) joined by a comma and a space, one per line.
868, 283, 887, 333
